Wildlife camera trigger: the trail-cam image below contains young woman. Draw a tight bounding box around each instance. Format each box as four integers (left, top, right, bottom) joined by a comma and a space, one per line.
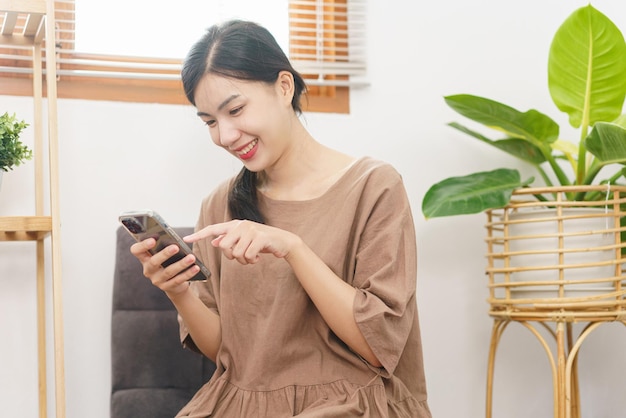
131, 20, 431, 418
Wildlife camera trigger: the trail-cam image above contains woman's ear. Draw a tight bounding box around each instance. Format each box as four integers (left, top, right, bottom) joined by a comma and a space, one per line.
276, 70, 295, 106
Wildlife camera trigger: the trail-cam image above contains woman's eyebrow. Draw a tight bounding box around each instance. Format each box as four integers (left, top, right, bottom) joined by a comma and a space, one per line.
197, 94, 241, 117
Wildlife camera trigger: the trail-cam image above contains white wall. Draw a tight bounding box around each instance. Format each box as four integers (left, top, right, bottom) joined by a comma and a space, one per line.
1, 1, 625, 417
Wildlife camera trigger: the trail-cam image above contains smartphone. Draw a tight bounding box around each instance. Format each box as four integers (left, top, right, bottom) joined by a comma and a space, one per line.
118, 210, 210, 282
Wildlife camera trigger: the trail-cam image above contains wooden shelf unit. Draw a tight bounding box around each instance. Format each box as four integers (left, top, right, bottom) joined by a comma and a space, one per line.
0, 215, 52, 240
0, 1, 65, 417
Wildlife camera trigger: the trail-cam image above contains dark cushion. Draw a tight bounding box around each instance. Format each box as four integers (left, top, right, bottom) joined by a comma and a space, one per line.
111, 226, 216, 418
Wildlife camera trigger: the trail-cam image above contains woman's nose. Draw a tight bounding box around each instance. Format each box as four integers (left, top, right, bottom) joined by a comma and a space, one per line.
217, 121, 241, 147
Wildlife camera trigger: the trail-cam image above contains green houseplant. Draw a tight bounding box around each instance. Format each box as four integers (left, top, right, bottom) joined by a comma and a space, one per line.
0, 112, 31, 173
422, 4, 626, 219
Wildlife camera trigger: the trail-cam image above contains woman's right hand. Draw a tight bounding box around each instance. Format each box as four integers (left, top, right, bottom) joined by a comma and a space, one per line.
130, 238, 201, 298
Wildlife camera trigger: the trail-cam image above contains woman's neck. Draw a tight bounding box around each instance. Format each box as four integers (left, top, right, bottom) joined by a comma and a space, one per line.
257, 131, 356, 201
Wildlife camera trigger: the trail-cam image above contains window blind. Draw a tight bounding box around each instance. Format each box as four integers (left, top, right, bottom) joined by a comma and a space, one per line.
0, 0, 367, 87
289, 0, 367, 87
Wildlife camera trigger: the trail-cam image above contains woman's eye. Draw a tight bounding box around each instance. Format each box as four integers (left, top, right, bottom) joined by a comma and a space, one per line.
230, 106, 243, 116
204, 119, 216, 127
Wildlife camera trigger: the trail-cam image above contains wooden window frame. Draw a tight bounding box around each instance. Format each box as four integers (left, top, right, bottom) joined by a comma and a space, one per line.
0, 1, 350, 113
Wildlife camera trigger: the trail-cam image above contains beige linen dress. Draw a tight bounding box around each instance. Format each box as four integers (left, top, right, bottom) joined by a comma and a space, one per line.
176, 157, 431, 418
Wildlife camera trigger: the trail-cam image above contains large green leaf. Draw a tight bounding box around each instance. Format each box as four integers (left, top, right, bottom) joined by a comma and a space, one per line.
585, 122, 626, 164
422, 168, 533, 218
444, 94, 559, 148
548, 5, 626, 128
449, 122, 547, 165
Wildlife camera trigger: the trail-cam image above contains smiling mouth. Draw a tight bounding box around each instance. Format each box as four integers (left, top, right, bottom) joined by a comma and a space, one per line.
236, 138, 258, 159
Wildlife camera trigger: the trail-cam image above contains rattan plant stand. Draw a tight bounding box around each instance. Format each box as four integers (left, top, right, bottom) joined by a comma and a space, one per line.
484, 185, 626, 418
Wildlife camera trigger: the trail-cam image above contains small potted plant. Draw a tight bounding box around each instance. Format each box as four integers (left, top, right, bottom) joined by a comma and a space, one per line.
421, 4, 626, 300
0, 112, 32, 189
421, 4, 626, 219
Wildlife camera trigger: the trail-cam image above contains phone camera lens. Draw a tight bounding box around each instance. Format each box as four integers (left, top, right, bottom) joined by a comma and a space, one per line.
122, 218, 144, 234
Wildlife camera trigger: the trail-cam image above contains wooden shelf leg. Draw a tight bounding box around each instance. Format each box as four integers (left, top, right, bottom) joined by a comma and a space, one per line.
51, 237, 65, 418
45, 0, 66, 416
566, 323, 580, 418
486, 319, 509, 418
556, 322, 566, 418
32, 35, 48, 418
36, 239, 47, 418
565, 322, 605, 418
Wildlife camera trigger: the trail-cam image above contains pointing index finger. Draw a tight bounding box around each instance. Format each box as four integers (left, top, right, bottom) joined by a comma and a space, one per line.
183, 222, 232, 243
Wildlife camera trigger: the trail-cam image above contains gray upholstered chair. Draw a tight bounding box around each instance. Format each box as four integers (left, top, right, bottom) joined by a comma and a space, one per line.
111, 226, 216, 418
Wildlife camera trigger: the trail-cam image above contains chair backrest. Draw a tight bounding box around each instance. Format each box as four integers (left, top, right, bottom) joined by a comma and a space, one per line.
111, 226, 216, 418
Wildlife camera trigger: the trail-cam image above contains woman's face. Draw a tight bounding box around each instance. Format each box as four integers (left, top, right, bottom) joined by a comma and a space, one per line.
194, 72, 295, 173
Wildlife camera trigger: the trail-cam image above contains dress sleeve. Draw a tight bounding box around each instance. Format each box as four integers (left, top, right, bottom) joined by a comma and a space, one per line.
178, 181, 230, 352
352, 167, 418, 377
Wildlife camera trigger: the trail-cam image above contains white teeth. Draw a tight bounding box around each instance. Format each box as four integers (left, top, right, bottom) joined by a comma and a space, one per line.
238, 139, 258, 155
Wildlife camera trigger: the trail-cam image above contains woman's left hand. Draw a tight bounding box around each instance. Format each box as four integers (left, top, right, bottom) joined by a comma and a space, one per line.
187, 219, 382, 367
184, 220, 301, 265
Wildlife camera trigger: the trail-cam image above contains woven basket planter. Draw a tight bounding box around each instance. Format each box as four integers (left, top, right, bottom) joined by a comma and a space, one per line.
485, 185, 626, 320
